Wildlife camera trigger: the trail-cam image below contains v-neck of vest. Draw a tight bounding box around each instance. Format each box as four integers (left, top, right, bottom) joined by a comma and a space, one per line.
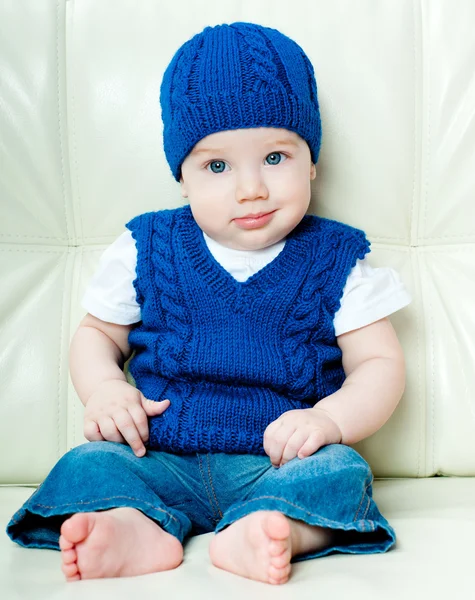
177, 205, 318, 309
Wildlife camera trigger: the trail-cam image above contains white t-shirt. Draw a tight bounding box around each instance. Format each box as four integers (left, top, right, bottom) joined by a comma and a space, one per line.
82, 230, 411, 336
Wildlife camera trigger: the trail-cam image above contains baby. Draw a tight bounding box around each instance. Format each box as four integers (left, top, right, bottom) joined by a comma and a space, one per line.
6, 22, 411, 585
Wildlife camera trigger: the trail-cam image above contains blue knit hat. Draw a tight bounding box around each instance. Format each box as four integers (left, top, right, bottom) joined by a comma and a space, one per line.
160, 22, 322, 181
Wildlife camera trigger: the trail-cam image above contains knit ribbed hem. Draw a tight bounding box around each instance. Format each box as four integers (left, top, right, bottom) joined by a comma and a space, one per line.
146, 382, 332, 455
177, 205, 320, 313
170, 90, 321, 181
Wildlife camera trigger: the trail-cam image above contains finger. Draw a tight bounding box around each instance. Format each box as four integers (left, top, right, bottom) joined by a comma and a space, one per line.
83, 419, 105, 442
263, 419, 288, 451
263, 432, 282, 467
112, 411, 147, 457
297, 430, 326, 459
127, 405, 150, 444
97, 416, 126, 444
263, 418, 283, 440
266, 426, 297, 468
141, 397, 170, 417
280, 430, 310, 466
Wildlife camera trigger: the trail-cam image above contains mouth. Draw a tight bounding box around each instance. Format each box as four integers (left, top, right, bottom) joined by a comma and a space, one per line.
233, 210, 276, 230
239, 212, 271, 219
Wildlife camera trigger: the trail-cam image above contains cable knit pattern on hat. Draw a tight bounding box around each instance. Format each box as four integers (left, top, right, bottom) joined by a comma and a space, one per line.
160, 22, 322, 181
233, 23, 280, 93
126, 207, 370, 455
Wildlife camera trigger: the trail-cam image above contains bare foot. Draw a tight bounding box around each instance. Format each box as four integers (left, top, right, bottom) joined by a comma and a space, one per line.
59, 507, 183, 581
209, 511, 334, 585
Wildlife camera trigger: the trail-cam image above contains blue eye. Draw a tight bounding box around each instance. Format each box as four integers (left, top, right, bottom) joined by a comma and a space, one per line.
266, 152, 285, 165
206, 152, 286, 173
207, 161, 228, 174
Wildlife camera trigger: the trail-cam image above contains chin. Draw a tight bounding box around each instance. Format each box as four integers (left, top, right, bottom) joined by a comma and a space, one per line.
244, 233, 282, 251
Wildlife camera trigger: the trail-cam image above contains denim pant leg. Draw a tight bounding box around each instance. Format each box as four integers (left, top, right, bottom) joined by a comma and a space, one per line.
6, 442, 216, 550
214, 444, 396, 561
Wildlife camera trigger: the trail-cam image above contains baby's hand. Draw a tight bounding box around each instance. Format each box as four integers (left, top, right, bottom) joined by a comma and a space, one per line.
263, 408, 342, 468
83, 380, 170, 458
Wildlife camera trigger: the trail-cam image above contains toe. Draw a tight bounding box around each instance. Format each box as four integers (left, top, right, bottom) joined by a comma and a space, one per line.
269, 565, 290, 580
269, 574, 290, 585
269, 563, 291, 583
270, 549, 291, 569
264, 512, 291, 541
269, 539, 288, 556
59, 534, 74, 551
62, 548, 77, 565
61, 561, 79, 579
60, 513, 94, 545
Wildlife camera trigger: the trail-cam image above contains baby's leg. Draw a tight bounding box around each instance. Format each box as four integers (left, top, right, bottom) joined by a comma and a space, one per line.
59, 507, 182, 580
7, 442, 195, 581
210, 445, 395, 585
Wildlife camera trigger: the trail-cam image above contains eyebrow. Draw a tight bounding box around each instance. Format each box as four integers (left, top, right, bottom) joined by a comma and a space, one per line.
192, 139, 299, 155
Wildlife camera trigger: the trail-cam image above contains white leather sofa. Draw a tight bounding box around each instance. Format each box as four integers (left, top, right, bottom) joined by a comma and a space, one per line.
1, 1, 475, 598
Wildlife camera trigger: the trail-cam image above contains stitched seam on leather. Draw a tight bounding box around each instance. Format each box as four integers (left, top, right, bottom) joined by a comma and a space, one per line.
0, 249, 68, 254
55, 0, 69, 242
422, 0, 431, 248
56, 270, 64, 461
429, 297, 436, 474
409, 0, 417, 248
70, 0, 85, 242
415, 251, 423, 477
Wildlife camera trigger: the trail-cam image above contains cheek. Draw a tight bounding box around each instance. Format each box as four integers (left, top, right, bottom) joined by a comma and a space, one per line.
194, 179, 232, 209
193, 172, 232, 198
189, 196, 228, 231
276, 174, 311, 203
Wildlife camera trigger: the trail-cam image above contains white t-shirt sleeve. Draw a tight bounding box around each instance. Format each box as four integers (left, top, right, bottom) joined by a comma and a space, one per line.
81, 230, 141, 325
81, 234, 411, 333
333, 258, 412, 336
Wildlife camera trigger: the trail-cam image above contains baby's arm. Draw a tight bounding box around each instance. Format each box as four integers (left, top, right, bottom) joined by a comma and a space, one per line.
315, 316, 405, 444
263, 317, 405, 467
70, 314, 169, 457
69, 313, 132, 402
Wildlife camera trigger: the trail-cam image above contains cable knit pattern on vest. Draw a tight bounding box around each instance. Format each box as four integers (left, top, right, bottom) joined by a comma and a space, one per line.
126, 206, 370, 455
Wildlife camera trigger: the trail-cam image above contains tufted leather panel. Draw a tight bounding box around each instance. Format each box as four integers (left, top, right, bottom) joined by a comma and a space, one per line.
1, 0, 474, 485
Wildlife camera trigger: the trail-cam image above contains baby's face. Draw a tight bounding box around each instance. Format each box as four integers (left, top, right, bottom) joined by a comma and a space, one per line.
180, 127, 316, 251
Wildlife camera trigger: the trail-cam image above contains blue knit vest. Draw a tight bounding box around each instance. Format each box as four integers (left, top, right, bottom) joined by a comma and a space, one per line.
126, 205, 370, 455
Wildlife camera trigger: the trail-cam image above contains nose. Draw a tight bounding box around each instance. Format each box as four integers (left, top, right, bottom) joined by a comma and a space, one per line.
235, 167, 269, 203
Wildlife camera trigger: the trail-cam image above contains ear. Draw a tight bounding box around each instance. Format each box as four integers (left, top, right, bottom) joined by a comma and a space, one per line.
310, 163, 316, 180
180, 176, 188, 198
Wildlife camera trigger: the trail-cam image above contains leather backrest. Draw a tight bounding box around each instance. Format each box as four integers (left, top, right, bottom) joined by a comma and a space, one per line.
1, 0, 474, 483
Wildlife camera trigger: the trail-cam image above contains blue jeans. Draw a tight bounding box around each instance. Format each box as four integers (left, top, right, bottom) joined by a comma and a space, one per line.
6, 442, 395, 562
